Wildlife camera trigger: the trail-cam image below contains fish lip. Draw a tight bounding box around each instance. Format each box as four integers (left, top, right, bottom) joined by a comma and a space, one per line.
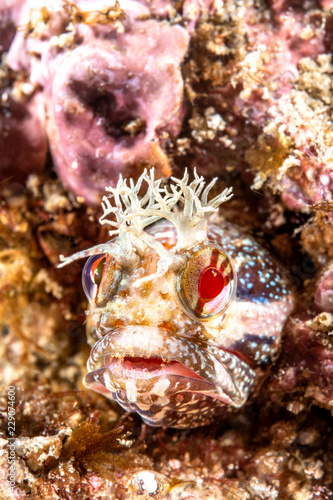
85, 326, 256, 408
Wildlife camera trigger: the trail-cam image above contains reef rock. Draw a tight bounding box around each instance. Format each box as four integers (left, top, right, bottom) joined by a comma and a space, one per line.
4, 0, 189, 203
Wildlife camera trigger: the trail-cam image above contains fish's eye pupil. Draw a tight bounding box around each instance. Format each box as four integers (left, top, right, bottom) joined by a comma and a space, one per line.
91, 256, 106, 287
199, 267, 224, 301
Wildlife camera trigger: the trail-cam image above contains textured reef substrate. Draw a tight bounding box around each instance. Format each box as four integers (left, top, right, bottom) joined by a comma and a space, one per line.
1, 0, 333, 499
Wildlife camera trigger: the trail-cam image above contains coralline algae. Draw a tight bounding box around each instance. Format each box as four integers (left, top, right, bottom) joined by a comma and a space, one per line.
4, 0, 189, 203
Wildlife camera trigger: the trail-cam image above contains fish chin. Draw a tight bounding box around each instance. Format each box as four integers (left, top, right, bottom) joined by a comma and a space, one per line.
83, 326, 256, 427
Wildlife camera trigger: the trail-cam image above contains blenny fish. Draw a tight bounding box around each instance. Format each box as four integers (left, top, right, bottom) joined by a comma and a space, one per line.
59, 170, 294, 428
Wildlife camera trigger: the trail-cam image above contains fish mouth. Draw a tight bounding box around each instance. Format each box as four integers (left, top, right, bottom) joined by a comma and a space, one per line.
84, 326, 256, 410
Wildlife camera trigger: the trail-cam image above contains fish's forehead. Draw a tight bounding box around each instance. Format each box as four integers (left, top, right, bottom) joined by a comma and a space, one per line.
145, 219, 179, 249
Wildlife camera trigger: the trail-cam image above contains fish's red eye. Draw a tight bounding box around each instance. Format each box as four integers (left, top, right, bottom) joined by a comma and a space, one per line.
199, 267, 224, 300
178, 243, 236, 318
82, 253, 107, 303
90, 255, 106, 287
82, 252, 122, 306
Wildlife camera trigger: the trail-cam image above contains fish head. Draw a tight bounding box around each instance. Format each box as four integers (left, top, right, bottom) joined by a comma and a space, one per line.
59, 170, 294, 427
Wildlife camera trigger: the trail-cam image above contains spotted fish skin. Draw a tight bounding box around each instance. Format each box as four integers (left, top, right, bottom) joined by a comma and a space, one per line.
59, 171, 295, 428
208, 222, 292, 365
